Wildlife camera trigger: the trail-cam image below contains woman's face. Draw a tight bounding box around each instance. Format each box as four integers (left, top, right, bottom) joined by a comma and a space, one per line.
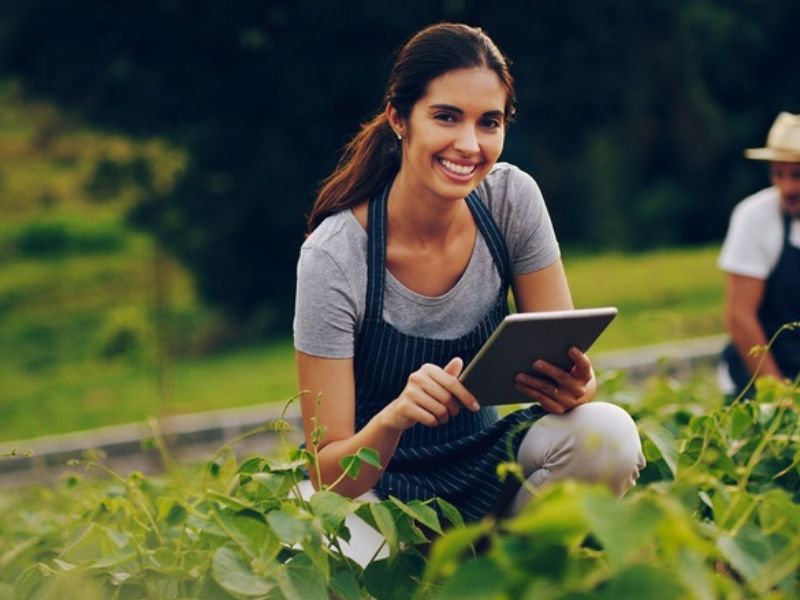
393, 66, 508, 202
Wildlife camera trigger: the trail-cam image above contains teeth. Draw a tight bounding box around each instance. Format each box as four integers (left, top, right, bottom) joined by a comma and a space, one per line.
440, 159, 476, 176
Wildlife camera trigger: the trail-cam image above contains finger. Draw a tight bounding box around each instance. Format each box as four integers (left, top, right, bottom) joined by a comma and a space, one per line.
531, 359, 571, 385
443, 356, 463, 377
407, 389, 451, 425
417, 378, 461, 418
531, 360, 584, 398
515, 372, 557, 396
515, 375, 579, 411
431, 367, 480, 412
568, 347, 593, 382
402, 403, 441, 428
515, 384, 565, 414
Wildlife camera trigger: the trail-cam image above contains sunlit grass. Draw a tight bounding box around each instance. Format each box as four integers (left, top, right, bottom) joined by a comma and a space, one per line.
565, 245, 724, 351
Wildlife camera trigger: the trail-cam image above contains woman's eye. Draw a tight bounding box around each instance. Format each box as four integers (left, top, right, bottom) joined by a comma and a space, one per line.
481, 118, 501, 129
434, 112, 457, 122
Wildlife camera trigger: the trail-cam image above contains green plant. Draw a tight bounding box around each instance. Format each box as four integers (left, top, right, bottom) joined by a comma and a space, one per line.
2, 374, 798, 599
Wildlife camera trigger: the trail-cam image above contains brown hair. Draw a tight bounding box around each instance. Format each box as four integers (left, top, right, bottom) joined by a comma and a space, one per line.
307, 23, 517, 232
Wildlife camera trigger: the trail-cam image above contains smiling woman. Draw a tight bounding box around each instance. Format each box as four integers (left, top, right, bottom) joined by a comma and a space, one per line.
292, 23, 644, 559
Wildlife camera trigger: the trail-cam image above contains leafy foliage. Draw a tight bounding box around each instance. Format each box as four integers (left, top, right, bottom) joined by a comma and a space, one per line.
2, 373, 800, 598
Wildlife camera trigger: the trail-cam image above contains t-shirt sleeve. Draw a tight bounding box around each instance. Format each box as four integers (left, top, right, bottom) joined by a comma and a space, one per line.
718, 202, 773, 279
293, 246, 358, 358
487, 165, 560, 274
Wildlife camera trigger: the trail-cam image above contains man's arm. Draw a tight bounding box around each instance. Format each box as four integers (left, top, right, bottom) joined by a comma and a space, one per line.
724, 273, 784, 380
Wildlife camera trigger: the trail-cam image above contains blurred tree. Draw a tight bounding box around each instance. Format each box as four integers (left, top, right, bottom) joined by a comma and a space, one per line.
0, 0, 797, 329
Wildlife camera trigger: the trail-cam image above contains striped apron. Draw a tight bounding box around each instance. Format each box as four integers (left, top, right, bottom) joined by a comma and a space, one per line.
354, 184, 545, 522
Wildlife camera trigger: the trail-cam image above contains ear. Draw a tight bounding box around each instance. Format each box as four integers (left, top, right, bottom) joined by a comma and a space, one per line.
385, 102, 405, 139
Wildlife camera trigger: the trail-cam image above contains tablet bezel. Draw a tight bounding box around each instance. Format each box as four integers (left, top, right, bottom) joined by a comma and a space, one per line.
459, 307, 618, 406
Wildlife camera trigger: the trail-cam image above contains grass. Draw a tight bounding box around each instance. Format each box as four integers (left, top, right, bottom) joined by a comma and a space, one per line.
565, 245, 725, 351
0, 81, 728, 443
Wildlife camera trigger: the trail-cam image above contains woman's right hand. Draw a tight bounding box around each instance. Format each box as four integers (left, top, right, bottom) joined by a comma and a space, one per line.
380, 357, 481, 431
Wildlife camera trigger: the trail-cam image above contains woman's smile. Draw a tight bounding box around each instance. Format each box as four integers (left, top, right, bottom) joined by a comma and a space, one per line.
437, 157, 479, 180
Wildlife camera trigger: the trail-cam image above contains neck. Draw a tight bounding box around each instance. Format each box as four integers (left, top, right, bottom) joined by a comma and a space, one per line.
387, 169, 468, 244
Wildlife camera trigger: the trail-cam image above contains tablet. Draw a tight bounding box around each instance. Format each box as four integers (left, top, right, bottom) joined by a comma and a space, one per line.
459, 307, 617, 406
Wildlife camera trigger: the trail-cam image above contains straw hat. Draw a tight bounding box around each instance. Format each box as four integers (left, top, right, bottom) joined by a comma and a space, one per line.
745, 112, 800, 162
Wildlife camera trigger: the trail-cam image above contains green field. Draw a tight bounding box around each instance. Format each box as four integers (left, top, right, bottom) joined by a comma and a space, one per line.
0, 83, 727, 443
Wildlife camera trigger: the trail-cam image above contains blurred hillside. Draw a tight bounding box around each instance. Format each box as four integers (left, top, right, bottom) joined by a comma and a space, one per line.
0, 0, 796, 329
0, 82, 302, 440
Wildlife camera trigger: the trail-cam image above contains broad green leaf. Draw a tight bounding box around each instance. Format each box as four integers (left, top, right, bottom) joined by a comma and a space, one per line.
251, 472, 293, 498
757, 488, 800, 534
265, 457, 308, 472
598, 564, 688, 600
233, 511, 281, 564
339, 454, 363, 480
369, 502, 399, 556
211, 546, 275, 597
717, 524, 800, 593
581, 491, 664, 569
276, 560, 329, 600
207, 490, 255, 511
310, 490, 357, 532
676, 548, 715, 600
186, 513, 227, 537
504, 483, 588, 544
331, 569, 361, 600
717, 526, 772, 583
59, 523, 129, 565
436, 556, 505, 600
356, 447, 383, 469
728, 405, 753, 439
639, 421, 677, 477
14, 564, 49, 600
389, 497, 443, 535
300, 529, 330, 583
425, 520, 493, 579
749, 535, 800, 594
237, 456, 266, 475
435, 497, 464, 528
364, 553, 425, 600
267, 509, 312, 545
156, 498, 188, 526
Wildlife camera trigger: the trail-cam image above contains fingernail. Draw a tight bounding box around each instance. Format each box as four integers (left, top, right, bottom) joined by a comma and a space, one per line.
472, 403, 480, 412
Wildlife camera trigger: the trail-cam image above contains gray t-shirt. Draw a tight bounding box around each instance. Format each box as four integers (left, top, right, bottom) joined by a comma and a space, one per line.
293, 162, 560, 358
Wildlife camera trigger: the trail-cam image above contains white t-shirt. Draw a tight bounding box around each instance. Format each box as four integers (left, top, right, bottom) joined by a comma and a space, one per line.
294, 163, 560, 358
718, 186, 800, 279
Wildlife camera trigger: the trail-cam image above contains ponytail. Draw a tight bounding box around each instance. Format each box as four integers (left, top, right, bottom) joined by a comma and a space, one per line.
308, 112, 401, 232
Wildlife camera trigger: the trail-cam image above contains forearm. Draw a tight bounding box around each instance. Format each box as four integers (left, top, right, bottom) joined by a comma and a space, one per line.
313, 410, 403, 498
729, 313, 783, 379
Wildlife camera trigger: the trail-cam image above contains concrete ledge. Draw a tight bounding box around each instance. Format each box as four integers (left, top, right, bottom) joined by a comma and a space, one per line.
594, 334, 726, 382
1, 403, 304, 486
0, 337, 727, 486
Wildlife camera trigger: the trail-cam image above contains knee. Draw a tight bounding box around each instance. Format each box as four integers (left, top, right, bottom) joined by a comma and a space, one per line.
530, 402, 645, 496
569, 402, 645, 494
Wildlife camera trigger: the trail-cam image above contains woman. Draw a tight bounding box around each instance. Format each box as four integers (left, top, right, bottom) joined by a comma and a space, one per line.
294, 23, 644, 528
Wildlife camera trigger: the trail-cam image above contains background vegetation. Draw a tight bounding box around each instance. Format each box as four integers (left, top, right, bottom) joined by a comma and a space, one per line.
0, 80, 726, 443
0, 0, 797, 326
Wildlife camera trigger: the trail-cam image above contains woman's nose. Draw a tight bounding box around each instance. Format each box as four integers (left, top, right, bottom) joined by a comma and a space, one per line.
453, 125, 479, 154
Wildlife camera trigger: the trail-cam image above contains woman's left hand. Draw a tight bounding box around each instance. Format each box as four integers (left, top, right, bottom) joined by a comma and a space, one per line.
514, 346, 595, 414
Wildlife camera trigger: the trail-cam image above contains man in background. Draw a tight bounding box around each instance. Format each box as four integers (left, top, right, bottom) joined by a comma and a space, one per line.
719, 112, 800, 397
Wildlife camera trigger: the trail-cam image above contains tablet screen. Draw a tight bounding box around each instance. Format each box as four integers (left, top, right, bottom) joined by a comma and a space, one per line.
459, 307, 617, 406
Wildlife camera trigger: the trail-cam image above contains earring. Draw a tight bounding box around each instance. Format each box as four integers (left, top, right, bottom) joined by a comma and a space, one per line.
396, 132, 402, 141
